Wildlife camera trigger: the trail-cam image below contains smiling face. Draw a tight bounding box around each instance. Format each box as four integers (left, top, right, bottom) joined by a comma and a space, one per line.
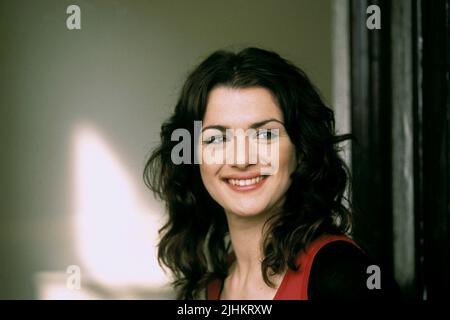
198, 86, 297, 218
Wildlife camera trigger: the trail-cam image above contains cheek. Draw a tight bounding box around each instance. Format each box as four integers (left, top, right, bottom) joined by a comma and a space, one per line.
199, 164, 211, 183
199, 164, 221, 190
199, 164, 228, 207
279, 142, 297, 174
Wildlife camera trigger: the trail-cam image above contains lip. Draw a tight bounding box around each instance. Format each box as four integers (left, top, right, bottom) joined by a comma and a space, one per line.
223, 173, 264, 180
223, 174, 269, 192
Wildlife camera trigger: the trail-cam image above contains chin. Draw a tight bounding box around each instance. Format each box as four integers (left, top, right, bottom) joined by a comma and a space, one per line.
229, 208, 264, 217
224, 200, 272, 218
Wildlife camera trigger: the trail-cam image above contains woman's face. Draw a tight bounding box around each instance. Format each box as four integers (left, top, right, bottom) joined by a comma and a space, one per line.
198, 86, 297, 217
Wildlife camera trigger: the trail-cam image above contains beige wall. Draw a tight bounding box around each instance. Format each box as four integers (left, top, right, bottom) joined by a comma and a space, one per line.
0, 0, 333, 298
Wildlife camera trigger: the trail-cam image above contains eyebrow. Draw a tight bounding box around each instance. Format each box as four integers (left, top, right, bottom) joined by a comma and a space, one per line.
201, 118, 284, 133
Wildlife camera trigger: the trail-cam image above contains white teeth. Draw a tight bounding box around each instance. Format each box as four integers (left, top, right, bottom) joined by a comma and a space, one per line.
227, 176, 266, 186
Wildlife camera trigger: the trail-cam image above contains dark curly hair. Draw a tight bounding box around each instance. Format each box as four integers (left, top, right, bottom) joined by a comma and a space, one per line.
143, 47, 353, 299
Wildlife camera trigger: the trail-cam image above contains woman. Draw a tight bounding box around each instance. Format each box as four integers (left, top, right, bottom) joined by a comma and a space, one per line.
143, 47, 400, 300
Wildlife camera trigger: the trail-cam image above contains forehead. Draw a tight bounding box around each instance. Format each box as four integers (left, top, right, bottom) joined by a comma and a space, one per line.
203, 86, 283, 126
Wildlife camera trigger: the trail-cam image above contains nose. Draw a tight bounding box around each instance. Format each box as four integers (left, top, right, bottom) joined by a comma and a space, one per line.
227, 134, 257, 168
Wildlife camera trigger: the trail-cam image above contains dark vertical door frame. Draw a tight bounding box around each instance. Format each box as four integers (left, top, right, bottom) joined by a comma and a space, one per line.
411, 0, 425, 300
350, 0, 394, 274
350, 0, 450, 299
418, 0, 450, 300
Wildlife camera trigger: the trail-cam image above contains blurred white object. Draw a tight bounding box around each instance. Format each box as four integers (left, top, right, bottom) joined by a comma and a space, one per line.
35, 122, 175, 299
34, 271, 175, 300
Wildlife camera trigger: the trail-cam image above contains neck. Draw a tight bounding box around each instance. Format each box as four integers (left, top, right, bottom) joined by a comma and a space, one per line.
224, 208, 277, 282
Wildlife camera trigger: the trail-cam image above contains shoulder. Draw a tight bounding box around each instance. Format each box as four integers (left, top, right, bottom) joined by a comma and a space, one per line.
206, 277, 222, 300
308, 239, 402, 300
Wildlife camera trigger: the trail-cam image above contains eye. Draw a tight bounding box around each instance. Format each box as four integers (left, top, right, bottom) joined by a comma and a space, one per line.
256, 129, 278, 140
203, 135, 226, 144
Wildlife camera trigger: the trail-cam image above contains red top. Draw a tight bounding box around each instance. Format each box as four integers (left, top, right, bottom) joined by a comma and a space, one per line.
206, 234, 358, 300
